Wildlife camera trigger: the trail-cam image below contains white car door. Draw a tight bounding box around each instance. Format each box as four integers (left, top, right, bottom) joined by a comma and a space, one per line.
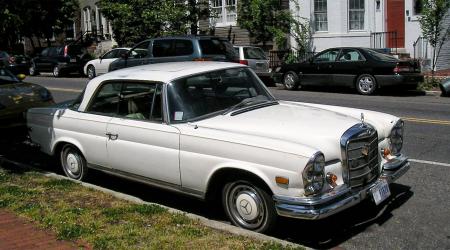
96, 49, 120, 75
105, 82, 181, 185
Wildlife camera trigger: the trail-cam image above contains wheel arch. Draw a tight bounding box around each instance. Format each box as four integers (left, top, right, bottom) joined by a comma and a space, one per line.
52, 138, 86, 158
205, 167, 274, 202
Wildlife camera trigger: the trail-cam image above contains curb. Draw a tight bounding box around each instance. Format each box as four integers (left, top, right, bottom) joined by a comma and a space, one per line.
424, 90, 442, 96
0, 156, 308, 249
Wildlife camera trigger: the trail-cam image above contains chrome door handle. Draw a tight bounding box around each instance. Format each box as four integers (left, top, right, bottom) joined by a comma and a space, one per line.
106, 132, 119, 140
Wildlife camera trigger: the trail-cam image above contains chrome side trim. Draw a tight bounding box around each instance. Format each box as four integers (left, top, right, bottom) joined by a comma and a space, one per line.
87, 163, 205, 199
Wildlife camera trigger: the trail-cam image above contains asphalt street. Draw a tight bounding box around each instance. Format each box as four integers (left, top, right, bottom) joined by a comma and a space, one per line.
17, 75, 450, 249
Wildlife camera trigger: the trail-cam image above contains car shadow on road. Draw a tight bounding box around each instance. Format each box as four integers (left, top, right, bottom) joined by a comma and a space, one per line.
276, 85, 427, 97
0, 142, 413, 249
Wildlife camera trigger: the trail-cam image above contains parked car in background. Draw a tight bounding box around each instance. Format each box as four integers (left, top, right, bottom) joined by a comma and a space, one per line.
274, 47, 424, 95
0, 51, 31, 75
234, 46, 271, 83
83, 48, 130, 79
28, 62, 409, 233
108, 36, 238, 72
0, 68, 53, 135
29, 45, 91, 77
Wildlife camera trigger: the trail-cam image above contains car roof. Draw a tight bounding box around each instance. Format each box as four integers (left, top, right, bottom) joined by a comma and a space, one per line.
93, 61, 245, 83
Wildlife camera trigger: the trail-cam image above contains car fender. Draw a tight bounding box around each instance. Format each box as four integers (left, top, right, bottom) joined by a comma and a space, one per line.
51, 136, 86, 158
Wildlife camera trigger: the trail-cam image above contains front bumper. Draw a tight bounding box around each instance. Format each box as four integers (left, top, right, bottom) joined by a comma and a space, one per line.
273, 155, 410, 220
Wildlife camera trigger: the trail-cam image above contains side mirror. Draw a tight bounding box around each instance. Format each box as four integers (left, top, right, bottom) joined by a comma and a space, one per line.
17, 74, 26, 81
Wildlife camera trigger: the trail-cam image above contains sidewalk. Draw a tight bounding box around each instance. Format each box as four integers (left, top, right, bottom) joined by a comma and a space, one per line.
0, 209, 89, 250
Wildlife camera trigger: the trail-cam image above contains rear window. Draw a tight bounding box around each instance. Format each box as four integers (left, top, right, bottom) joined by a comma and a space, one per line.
243, 47, 267, 60
199, 39, 236, 58
67, 45, 83, 56
366, 49, 398, 62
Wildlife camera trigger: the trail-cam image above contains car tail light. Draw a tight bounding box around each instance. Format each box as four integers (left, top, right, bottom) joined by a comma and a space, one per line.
393, 64, 410, 73
193, 57, 211, 61
8, 56, 15, 65
64, 45, 68, 57
239, 60, 248, 65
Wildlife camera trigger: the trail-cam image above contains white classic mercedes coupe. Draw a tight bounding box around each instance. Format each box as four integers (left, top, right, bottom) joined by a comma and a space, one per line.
27, 62, 410, 232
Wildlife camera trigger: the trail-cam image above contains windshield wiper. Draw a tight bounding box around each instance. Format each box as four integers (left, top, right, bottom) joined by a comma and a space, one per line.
222, 96, 277, 115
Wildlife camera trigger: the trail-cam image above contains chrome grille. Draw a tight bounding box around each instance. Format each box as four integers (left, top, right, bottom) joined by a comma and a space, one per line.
341, 124, 380, 189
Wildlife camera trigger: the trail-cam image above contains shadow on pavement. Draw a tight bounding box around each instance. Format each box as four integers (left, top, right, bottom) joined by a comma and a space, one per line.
0, 140, 413, 249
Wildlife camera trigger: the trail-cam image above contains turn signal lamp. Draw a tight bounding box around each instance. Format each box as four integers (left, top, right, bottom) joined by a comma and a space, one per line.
382, 148, 391, 158
275, 176, 289, 185
239, 60, 249, 65
326, 172, 337, 187
193, 57, 211, 61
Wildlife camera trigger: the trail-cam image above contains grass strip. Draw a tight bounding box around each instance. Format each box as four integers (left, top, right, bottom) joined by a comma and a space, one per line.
0, 166, 303, 250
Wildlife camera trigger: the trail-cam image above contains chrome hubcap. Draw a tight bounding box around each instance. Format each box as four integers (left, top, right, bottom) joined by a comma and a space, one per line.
228, 184, 264, 229
66, 152, 80, 175
53, 67, 59, 76
284, 74, 295, 89
88, 67, 94, 78
359, 77, 374, 93
29, 66, 35, 75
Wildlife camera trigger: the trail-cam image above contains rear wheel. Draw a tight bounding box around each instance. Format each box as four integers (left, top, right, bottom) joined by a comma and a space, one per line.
222, 180, 277, 233
52, 65, 61, 78
282, 71, 300, 90
60, 144, 88, 181
356, 74, 377, 95
87, 65, 96, 79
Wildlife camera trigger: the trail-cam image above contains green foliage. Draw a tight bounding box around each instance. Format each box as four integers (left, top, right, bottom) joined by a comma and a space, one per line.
419, 0, 450, 72
0, 0, 78, 50
99, 0, 195, 46
237, 0, 310, 49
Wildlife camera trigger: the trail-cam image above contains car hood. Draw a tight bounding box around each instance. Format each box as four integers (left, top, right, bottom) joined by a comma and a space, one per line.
181, 101, 398, 160
0, 82, 46, 107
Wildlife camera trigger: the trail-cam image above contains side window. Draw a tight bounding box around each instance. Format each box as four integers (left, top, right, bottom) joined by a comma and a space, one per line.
152, 39, 174, 57
117, 83, 163, 121
102, 50, 117, 59
41, 48, 49, 57
174, 40, 194, 56
87, 82, 122, 115
314, 49, 340, 62
338, 49, 364, 62
129, 41, 150, 59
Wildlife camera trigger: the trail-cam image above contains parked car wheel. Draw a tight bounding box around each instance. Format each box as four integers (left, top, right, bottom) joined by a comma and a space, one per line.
222, 180, 277, 232
60, 144, 88, 180
53, 65, 61, 78
29, 64, 38, 76
87, 65, 96, 79
283, 71, 300, 90
356, 74, 377, 95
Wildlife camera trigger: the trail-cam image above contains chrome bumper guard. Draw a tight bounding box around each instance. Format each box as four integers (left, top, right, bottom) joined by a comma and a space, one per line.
274, 155, 410, 220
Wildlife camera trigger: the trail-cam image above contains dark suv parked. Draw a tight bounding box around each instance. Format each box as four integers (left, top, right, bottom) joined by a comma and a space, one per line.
109, 36, 238, 72
29, 45, 90, 77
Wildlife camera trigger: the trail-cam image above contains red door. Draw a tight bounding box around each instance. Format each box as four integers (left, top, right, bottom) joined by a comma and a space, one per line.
386, 0, 405, 48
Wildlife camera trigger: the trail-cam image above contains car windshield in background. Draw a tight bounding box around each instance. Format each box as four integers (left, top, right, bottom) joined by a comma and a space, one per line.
366, 49, 398, 62
199, 39, 236, 58
0, 68, 19, 84
244, 47, 267, 60
167, 67, 275, 123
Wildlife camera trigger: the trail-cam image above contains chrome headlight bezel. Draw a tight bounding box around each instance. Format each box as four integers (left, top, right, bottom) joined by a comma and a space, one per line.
302, 152, 325, 196
389, 119, 404, 155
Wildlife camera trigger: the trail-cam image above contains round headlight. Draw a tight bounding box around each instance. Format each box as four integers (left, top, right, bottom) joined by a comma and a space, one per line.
389, 120, 404, 155
302, 152, 325, 196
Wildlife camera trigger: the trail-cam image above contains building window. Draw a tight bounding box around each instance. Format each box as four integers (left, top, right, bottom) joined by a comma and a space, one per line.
314, 0, 328, 31
414, 0, 423, 15
211, 0, 237, 26
349, 0, 365, 30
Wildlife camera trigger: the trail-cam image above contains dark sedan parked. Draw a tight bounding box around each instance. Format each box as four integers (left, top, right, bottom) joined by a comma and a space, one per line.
274, 47, 424, 95
0, 51, 31, 75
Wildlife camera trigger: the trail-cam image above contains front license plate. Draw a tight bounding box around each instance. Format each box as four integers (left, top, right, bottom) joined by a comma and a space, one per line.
70, 58, 77, 62
371, 180, 391, 205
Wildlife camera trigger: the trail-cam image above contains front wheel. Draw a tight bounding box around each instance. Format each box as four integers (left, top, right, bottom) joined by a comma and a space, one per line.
53, 65, 61, 78
60, 144, 88, 181
282, 71, 300, 90
222, 180, 277, 233
356, 74, 377, 95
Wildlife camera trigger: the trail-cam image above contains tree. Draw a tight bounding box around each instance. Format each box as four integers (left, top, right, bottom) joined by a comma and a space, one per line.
99, 0, 194, 46
419, 0, 450, 73
237, 0, 309, 50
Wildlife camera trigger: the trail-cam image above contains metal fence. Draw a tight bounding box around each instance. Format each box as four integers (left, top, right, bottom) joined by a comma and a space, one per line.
268, 50, 316, 69
370, 31, 398, 54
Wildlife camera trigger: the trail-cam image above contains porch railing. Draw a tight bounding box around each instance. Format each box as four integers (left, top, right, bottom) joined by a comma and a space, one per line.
370, 31, 398, 54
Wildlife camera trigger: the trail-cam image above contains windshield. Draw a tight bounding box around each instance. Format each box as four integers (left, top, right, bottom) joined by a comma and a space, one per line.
366, 49, 398, 62
244, 47, 267, 60
0, 68, 20, 85
167, 67, 275, 123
